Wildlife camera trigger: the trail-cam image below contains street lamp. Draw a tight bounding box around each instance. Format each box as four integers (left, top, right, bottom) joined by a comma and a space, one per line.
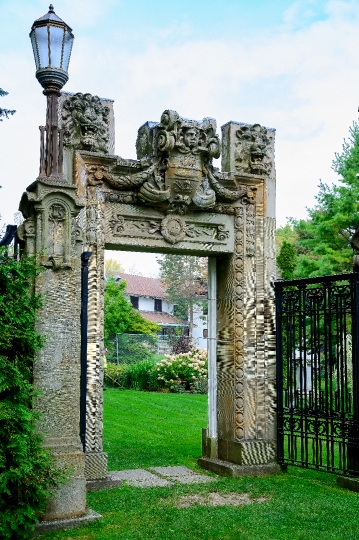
30, 5, 74, 182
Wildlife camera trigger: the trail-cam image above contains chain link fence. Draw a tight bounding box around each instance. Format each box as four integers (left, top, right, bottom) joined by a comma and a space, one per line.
106, 334, 167, 364
106, 333, 194, 364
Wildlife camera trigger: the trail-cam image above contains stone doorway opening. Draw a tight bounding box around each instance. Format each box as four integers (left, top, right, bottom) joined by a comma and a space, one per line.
101, 248, 215, 470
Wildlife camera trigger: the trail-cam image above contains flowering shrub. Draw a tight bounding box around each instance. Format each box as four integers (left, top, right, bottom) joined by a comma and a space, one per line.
155, 349, 208, 391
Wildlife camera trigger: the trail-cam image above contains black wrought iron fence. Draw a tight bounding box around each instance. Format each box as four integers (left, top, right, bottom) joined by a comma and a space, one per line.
0, 224, 18, 257
275, 273, 359, 476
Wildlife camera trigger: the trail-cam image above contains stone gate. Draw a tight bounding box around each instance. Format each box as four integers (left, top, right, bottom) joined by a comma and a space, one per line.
18, 92, 277, 520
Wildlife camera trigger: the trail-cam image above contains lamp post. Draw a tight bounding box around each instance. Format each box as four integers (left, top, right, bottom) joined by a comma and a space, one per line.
30, 5, 74, 182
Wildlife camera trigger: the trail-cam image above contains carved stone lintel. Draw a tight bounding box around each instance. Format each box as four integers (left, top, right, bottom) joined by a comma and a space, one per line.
82, 111, 262, 216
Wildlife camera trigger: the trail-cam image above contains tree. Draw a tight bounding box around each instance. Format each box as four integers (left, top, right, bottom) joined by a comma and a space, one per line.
277, 241, 296, 280
0, 89, 15, 122
0, 249, 61, 539
157, 255, 207, 336
278, 121, 359, 279
104, 277, 159, 347
104, 258, 124, 277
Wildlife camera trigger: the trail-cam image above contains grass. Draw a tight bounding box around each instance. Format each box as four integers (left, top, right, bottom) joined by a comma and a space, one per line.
38, 390, 359, 540
104, 389, 207, 470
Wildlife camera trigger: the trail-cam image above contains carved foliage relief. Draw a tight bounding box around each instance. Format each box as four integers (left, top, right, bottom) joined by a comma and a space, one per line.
107, 210, 231, 246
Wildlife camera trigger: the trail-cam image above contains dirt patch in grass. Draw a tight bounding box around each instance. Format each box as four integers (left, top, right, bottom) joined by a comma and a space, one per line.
176, 492, 268, 508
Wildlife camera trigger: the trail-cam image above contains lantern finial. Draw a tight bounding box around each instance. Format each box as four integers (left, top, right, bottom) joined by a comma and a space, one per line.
49, 4, 54, 12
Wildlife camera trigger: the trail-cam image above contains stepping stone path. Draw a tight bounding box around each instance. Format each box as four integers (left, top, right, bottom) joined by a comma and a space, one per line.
104, 466, 216, 488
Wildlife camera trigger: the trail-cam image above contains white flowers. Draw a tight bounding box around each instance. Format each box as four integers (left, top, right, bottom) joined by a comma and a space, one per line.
154, 348, 208, 389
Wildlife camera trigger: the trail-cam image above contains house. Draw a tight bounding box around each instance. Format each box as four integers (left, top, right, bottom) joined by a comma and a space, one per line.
114, 273, 208, 349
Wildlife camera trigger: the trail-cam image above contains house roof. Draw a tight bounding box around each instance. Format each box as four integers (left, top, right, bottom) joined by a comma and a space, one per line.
116, 273, 166, 299
140, 311, 187, 326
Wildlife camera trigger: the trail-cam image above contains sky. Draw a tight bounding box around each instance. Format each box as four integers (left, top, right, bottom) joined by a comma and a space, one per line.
1, 0, 359, 275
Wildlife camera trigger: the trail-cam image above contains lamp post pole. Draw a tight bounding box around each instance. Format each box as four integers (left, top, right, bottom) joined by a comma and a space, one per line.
30, 4, 74, 183
40, 84, 63, 180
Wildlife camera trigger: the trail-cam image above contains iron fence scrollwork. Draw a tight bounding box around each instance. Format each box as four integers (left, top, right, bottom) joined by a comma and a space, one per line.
275, 273, 359, 476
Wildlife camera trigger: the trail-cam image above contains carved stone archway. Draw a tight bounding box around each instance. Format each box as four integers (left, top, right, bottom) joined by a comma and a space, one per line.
19, 93, 277, 520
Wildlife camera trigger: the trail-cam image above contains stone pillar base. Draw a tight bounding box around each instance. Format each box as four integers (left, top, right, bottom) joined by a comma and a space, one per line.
198, 457, 280, 477
34, 508, 102, 535
42, 438, 86, 521
202, 428, 218, 459
85, 451, 108, 480
202, 429, 276, 466
337, 476, 359, 492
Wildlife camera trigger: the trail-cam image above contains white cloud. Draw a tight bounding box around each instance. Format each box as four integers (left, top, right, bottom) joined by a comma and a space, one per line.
1, 0, 359, 233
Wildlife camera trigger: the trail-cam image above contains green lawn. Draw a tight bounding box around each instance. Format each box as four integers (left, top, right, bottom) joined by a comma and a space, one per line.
104, 389, 207, 470
38, 389, 359, 540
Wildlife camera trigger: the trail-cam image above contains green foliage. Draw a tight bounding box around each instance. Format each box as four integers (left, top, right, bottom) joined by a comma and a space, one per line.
0, 88, 16, 121
277, 241, 296, 280
104, 258, 124, 276
276, 223, 298, 254
155, 349, 208, 391
104, 358, 162, 391
158, 255, 207, 336
114, 334, 158, 364
278, 121, 359, 278
0, 249, 61, 539
104, 278, 159, 347
104, 349, 209, 394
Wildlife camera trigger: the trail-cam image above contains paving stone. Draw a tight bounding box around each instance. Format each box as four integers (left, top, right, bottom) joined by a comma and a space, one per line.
172, 474, 216, 484
150, 466, 216, 484
109, 469, 172, 487
150, 466, 197, 476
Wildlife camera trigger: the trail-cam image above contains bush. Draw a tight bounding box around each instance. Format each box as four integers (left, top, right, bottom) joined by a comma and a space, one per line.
0, 249, 61, 539
170, 334, 193, 355
115, 334, 158, 364
155, 349, 208, 391
105, 357, 162, 391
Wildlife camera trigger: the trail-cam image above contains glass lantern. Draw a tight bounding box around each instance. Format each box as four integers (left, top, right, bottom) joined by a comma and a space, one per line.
30, 5, 74, 90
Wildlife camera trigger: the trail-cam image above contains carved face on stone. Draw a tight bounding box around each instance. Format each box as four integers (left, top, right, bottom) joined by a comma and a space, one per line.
183, 128, 199, 149
62, 93, 110, 154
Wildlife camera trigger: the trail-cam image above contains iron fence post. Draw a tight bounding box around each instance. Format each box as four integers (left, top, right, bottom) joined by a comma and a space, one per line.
80, 251, 92, 452
349, 274, 359, 475
275, 280, 284, 464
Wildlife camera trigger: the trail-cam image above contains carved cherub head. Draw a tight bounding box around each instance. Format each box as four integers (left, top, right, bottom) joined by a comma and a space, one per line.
183, 127, 199, 149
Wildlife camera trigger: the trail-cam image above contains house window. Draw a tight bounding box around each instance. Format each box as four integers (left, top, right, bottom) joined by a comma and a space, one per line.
130, 296, 139, 309
203, 329, 208, 338
154, 299, 162, 312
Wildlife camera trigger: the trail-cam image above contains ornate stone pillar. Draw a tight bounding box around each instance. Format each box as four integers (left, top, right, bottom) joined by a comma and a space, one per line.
199, 121, 278, 474
18, 181, 87, 520
57, 92, 115, 480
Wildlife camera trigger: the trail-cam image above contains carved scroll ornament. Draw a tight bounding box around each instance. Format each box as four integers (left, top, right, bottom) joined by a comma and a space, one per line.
85, 110, 255, 215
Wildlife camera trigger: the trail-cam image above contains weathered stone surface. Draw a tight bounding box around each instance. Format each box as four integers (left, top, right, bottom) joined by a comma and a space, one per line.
18, 104, 277, 524
221, 121, 275, 177
34, 508, 102, 535
19, 181, 87, 521
108, 469, 172, 487
197, 457, 280, 477
150, 466, 215, 484
337, 475, 359, 492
